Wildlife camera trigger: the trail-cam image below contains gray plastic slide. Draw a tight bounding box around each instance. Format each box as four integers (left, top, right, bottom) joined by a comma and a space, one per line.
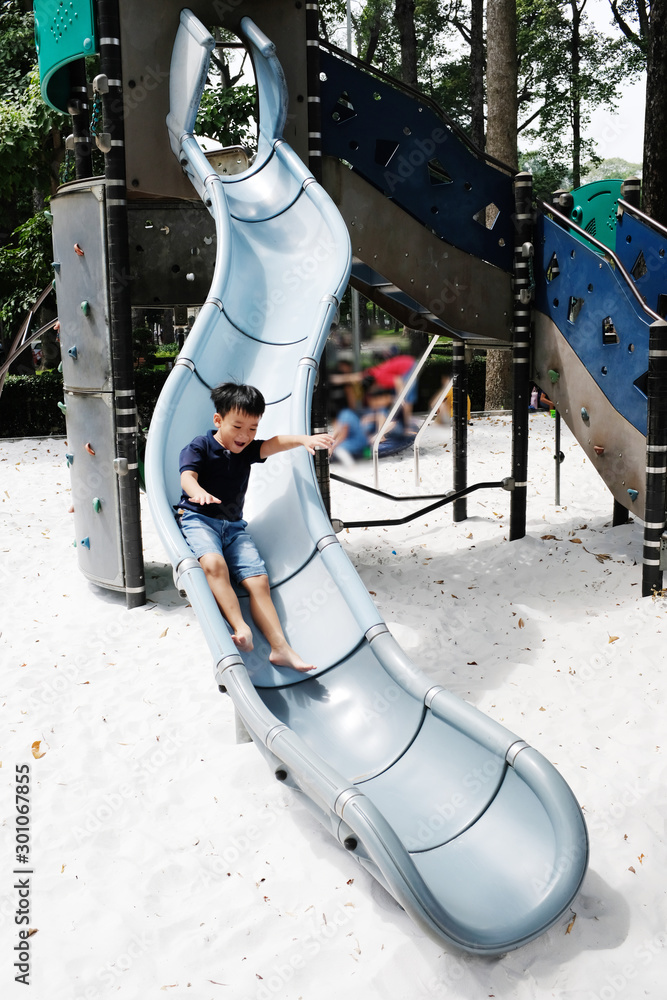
145, 10, 589, 954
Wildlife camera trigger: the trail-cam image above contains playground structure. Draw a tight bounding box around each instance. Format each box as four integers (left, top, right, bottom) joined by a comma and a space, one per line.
29, 0, 667, 954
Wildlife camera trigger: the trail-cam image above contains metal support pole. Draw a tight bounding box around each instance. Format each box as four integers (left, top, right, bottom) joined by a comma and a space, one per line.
305, 0, 331, 516
612, 499, 629, 527
642, 318, 667, 596
68, 59, 93, 180
617, 177, 641, 523
621, 176, 642, 210
452, 341, 468, 522
351, 287, 361, 371
554, 409, 561, 507
510, 171, 534, 540
98, 0, 145, 608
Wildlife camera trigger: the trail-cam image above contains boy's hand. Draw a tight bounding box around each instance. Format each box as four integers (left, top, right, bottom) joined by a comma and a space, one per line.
188, 488, 221, 505
303, 433, 335, 455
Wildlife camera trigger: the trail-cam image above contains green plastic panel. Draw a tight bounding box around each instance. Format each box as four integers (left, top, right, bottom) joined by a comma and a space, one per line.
34, 0, 97, 113
568, 178, 623, 251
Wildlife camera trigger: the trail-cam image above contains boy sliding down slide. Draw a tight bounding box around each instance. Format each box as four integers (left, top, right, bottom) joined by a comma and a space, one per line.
177, 383, 334, 673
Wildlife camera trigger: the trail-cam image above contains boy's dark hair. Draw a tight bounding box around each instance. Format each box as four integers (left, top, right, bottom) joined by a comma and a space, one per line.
211, 382, 265, 418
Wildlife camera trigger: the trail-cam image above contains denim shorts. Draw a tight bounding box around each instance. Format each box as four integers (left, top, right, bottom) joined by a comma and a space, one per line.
178, 510, 267, 582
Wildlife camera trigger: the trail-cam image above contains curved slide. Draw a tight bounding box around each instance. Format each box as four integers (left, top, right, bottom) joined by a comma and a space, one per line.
145, 10, 588, 954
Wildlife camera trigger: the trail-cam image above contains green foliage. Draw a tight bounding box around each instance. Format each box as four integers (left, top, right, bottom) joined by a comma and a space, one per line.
0, 62, 67, 234
0, 209, 53, 333
155, 342, 180, 357
0, 2, 37, 97
0, 369, 66, 437
516, 0, 636, 185
581, 157, 642, 183
196, 83, 257, 152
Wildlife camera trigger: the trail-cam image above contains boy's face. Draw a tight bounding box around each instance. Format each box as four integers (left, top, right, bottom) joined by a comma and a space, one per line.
213, 407, 260, 453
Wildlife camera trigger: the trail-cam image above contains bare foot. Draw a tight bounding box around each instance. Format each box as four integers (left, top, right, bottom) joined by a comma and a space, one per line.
231, 624, 254, 652
269, 642, 315, 673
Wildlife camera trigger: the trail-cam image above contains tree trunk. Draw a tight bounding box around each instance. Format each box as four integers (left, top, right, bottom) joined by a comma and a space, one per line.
393, 0, 419, 88
470, 0, 485, 149
485, 0, 518, 410
570, 0, 582, 189
642, 0, 667, 225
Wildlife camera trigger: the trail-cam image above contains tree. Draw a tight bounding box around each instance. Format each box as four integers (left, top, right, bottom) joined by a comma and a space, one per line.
394, 0, 419, 86
642, 0, 667, 223
516, 0, 630, 192
0, 2, 68, 351
484, 0, 517, 411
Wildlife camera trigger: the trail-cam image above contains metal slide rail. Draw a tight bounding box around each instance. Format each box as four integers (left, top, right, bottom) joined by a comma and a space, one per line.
146, 11, 589, 955
537, 198, 667, 595
538, 199, 661, 323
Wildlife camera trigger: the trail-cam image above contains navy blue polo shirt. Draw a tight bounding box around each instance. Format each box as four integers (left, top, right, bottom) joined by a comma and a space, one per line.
178, 429, 266, 521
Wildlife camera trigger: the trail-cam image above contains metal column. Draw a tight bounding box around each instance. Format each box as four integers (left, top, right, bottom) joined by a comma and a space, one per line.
509, 171, 534, 540
642, 318, 667, 596
452, 341, 468, 522
98, 0, 145, 607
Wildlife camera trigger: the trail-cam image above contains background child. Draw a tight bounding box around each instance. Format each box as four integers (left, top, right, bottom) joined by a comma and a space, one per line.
177, 382, 333, 672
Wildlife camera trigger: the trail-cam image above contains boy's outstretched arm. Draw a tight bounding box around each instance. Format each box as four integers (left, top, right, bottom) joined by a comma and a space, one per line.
260, 433, 335, 458
180, 470, 221, 506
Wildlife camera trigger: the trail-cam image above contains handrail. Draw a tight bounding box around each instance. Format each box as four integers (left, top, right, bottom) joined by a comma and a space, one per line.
0, 282, 56, 395
371, 334, 439, 488
414, 376, 453, 486
335, 478, 510, 529
617, 197, 667, 241
538, 199, 662, 323
319, 39, 515, 177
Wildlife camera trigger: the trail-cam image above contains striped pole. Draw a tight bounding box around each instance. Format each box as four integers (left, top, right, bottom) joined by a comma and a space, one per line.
305, 0, 331, 515
305, 1, 323, 182
613, 179, 642, 527
98, 0, 145, 608
68, 59, 93, 179
642, 318, 667, 596
509, 171, 534, 541
452, 341, 468, 522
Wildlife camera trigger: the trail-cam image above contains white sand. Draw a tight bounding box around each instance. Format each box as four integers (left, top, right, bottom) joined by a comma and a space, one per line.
2, 414, 666, 1000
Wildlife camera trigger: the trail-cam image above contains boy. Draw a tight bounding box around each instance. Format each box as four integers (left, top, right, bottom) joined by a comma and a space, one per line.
178, 383, 334, 673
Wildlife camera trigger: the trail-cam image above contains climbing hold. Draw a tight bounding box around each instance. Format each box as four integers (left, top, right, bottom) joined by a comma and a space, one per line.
65, 452, 74, 467
593, 445, 605, 456
80, 537, 90, 549
52, 260, 61, 273
627, 489, 639, 502
58, 361, 63, 373
581, 407, 589, 422
548, 369, 560, 383
57, 401, 67, 415
80, 301, 90, 316
92, 497, 102, 513
84, 442, 96, 456
68, 345, 78, 359
73, 243, 85, 256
